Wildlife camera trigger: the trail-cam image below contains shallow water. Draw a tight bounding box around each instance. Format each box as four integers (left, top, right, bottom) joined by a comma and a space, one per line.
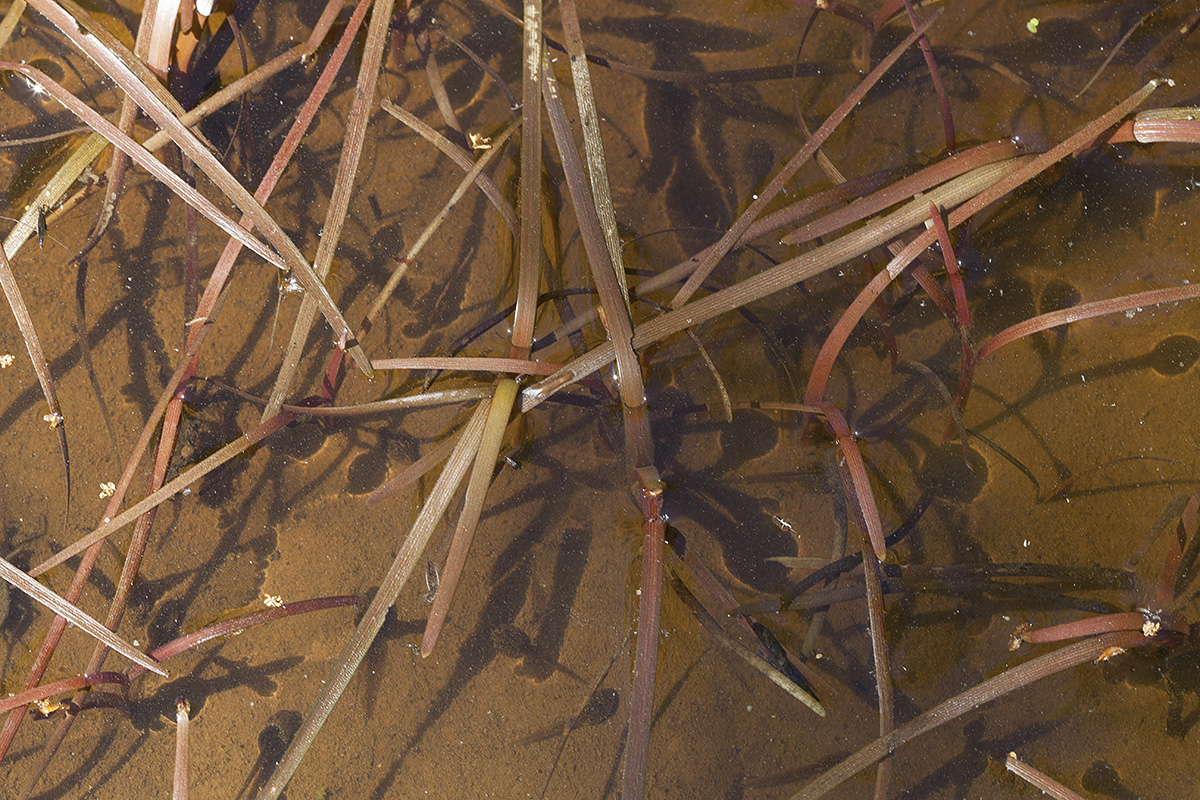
1, 1, 1200, 798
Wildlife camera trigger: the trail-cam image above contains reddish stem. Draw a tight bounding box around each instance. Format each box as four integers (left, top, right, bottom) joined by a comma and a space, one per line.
0, 673, 128, 715
623, 469, 666, 800
902, 0, 955, 152
126, 596, 361, 681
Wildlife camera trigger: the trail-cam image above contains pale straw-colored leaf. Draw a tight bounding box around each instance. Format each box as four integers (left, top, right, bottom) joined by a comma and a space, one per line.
256, 401, 491, 800
0, 557, 166, 677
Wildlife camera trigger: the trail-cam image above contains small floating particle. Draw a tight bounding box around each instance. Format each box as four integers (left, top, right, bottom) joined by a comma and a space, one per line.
0, 354, 13, 368
1027, 17, 1039, 34
98, 481, 115, 499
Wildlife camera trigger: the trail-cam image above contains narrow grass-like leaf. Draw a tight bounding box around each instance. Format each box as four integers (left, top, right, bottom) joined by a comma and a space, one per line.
0, 0, 26, 51
422, 379, 518, 654
2, 130, 107, 265
540, 140, 1015, 348
820, 405, 886, 560
1005, 753, 1089, 800
559, 0, 630, 309
367, 431, 462, 506
172, 699, 190, 800
781, 140, 1017, 246
363, 120, 520, 330
18, 1, 373, 375
901, 0, 954, 151
522, 158, 1022, 412
145, 0, 179, 77
1131, 116, 1200, 144
623, 467, 667, 800
671, 576, 824, 715
371, 356, 562, 375
0, 62, 285, 270
30, 412, 296, 576
1038, 455, 1180, 504
18, 395, 193, 796
803, 81, 1162, 407
860, 544, 893, 798
263, 0, 396, 419
256, 402, 490, 800
277, 388, 492, 418
1021, 611, 1185, 644
0, 237, 69, 523
0, 557, 165, 676
542, 54, 645, 412
927, 202, 977, 437
511, 0, 543, 354
669, 13, 939, 308
789, 632, 1148, 800
0, 3, 360, 768
976, 283, 1200, 362
441, 31, 520, 111
127, 595, 363, 680
423, 41, 465, 141
380, 100, 518, 234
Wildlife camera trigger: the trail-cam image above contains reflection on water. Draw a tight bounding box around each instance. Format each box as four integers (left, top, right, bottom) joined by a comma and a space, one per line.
1, 0, 1200, 798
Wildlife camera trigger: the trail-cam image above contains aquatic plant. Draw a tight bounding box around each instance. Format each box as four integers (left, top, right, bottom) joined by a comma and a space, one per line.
1, 1, 1199, 798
